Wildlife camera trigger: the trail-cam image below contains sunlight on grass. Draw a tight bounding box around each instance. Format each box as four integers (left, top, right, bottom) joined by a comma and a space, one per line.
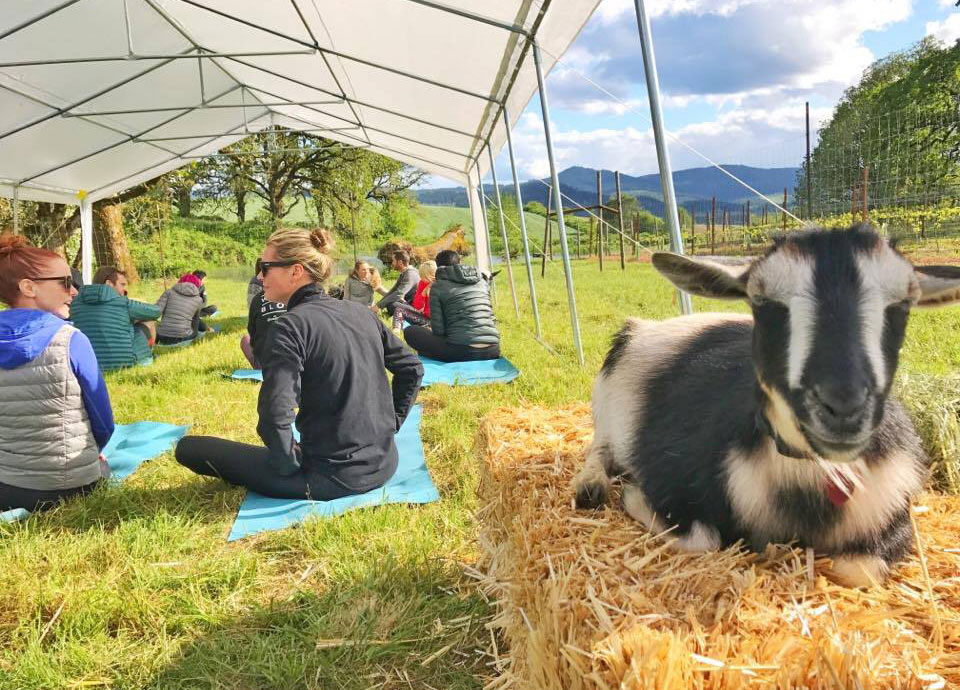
1, 258, 957, 689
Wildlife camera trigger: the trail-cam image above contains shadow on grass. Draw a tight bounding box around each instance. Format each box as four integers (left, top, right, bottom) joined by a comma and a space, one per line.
4, 473, 244, 537
143, 553, 490, 690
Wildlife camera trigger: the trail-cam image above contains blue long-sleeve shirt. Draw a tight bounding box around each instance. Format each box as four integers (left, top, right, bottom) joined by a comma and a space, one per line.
0, 309, 115, 450
69, 329, 115, 449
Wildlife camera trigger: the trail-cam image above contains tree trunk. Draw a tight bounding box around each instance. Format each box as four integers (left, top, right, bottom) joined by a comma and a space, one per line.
235, 193, 246, 223
177, 186, 192, 218
268, 187, 285, 223
36, 203, 79, 257
93, 200, 139, 283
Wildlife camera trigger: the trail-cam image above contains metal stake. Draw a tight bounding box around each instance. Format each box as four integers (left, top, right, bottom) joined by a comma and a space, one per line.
488, 146, 519, 317
502, 105, 542, 339
633, 0, 692, 315
532, 42, 584, 365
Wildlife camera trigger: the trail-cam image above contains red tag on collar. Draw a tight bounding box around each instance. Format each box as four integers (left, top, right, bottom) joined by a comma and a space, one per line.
825, 474, 856, 506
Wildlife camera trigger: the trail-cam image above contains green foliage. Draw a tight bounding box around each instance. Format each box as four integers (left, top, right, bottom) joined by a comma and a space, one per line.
129, 226, 259, 279
524, 201, 547, 215
797, 38, 960, 214
377, 194, 418, 242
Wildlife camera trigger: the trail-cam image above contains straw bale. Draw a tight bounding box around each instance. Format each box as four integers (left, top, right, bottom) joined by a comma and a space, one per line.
476, 405, 960, 690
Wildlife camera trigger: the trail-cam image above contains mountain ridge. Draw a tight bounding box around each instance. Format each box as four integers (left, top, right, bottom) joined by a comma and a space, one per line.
416, 164, 799, 217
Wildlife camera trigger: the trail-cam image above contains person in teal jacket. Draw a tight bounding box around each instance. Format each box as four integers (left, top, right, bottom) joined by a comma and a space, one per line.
69, 266, 162, 370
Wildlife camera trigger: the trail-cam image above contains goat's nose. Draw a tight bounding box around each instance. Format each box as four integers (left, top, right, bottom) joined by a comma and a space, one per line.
810, 384, 869, 424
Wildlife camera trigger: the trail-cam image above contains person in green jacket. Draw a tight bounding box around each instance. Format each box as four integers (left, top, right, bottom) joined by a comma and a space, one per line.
403, 250, 500, 362
69, 266, 162, 370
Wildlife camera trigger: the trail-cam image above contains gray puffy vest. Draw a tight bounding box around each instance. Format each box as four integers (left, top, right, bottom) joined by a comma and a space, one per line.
0, 325, 101, 490
156, 282, 203, 339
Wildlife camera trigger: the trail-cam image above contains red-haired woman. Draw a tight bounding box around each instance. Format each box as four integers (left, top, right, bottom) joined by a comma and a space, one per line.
0, 234, 114, 512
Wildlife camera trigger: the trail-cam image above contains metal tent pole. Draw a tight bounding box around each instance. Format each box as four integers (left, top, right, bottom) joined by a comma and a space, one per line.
79, 198, 93, 284
532, 42, 584, 365
502, 105, 542, 339
633, 0, 692, 315
488, 146, 519, 317
475, 166, 496, 300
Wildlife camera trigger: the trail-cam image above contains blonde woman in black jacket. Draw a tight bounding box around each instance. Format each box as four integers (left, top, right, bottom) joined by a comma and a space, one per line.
175, 228, 424, 499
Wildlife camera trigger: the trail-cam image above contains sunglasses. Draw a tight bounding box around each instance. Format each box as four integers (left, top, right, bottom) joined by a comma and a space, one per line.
30, 275, 74, 291
258, 260, 296, 276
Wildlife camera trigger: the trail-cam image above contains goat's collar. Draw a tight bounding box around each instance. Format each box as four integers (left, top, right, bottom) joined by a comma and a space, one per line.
754, 411, 856, 506
755, 410, 813, 460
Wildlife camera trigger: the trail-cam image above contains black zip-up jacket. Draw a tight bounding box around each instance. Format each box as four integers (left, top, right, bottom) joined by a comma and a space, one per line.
256, 284, 424, 491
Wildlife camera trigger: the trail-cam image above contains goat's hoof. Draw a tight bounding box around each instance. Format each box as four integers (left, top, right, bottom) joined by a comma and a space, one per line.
575, 481, 608, 510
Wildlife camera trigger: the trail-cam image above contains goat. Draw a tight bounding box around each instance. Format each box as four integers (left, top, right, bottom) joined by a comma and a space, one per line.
574, 225, 960, 587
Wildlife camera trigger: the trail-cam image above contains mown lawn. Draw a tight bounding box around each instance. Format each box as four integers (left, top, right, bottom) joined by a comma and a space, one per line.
2, 257, 960, 689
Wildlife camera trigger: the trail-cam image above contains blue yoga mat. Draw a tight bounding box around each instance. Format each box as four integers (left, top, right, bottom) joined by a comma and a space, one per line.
0, 421, 189, 524
231, 357, 519, 387
419, 356, 519, 386
227, 405, 437, 540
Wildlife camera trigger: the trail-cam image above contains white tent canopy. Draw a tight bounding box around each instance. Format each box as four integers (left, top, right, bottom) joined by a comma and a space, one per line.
0, 1, 600, 214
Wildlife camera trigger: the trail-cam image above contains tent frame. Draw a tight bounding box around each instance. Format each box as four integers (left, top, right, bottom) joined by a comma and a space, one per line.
4, 0, 687, 364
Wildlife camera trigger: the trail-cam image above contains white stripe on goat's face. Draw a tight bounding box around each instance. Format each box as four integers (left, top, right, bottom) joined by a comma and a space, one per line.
651, 225, 960, 462
747, 229, 916, 459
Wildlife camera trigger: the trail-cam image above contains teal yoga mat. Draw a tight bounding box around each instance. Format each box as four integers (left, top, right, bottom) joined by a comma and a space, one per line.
227, 405, 437, 540
230, 356, 519, 387
0, 421, 189, 523
418, 356, 519, 386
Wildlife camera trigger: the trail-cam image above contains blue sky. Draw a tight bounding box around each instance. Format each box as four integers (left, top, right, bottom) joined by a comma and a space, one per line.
422, 0, 960, 188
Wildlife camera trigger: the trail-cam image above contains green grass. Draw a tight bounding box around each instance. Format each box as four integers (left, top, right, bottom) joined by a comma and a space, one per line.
2, 260, 959, 688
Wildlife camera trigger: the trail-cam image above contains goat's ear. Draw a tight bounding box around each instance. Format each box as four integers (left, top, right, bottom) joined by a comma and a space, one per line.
914, 265, 960, 307
652, 253, 751, 300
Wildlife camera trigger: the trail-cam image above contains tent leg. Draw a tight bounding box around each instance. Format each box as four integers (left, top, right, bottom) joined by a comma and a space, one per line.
532, 42, 584, 366
502, 105, 542, 339
466, 176, 490, 274
488, 146, 519, 318
633, 0, 692, 315
475, 168, 496, 301
80, 198, 93, 284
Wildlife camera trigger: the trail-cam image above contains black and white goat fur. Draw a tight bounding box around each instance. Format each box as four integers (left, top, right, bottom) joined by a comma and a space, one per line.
574, 225, 960, 587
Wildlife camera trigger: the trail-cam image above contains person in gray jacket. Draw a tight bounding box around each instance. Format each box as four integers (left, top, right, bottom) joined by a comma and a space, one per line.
156, 273, 205, 345
403, 250, 500, 362
374, 251, 419, 316
344, 260, 380, 306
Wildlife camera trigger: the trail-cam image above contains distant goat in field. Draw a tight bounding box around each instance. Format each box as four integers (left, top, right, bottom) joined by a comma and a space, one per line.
574, 224, 960, 587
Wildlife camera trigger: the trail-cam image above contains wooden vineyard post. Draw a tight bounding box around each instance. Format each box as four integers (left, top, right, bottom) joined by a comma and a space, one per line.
710, 195, 716, 254
782, 188, 788, 232
690, 206, 696, 254
615, 171, 626, 269
541, 186, 552, 277
861, 166, 869, 223
596, 170, 604, 271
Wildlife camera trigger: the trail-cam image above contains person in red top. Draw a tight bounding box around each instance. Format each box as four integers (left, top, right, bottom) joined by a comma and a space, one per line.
392, 260, 436, 332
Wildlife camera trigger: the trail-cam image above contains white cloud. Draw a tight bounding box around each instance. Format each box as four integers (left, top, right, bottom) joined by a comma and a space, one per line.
546, 0, 912, 112
927, 14, 960, 44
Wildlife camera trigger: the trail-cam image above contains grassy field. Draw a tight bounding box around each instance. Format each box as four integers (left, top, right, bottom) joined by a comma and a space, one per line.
2, 259, 960, 688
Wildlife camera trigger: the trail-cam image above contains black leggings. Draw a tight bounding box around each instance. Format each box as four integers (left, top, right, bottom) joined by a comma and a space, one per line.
0, 479, 101, 512
403, 325, 500, 363
175, 436, 357, 500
